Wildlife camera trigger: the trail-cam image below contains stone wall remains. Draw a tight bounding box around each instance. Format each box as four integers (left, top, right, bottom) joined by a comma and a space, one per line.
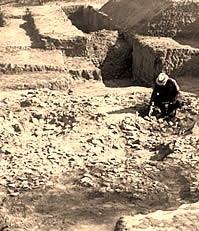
127, 34, 199, 86
0, 62, 66, 74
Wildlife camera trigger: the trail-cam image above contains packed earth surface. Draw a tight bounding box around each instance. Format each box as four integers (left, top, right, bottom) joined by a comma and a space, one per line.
0, 0, 199, 231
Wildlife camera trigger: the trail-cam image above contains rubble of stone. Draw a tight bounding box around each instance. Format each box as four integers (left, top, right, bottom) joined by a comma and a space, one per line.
0, 86, 198, 229
0, 88, 198, 200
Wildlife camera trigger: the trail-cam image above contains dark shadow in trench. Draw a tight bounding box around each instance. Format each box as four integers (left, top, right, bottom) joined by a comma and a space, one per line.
20, 13, 45, 49
99, 33, 134, 88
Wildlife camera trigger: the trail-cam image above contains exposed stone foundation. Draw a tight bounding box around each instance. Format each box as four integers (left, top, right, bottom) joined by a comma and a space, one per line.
0, 62, 66, 74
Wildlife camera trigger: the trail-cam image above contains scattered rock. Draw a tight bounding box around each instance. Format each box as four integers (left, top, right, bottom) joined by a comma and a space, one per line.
0, 86, 198, 230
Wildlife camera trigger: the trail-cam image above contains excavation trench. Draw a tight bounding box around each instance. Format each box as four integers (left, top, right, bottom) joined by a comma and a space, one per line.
62, 5, 115, 33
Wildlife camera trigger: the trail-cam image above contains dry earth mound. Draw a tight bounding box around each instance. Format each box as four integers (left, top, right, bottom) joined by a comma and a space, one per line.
101, 0, 171, 31
101, 0, 199, 38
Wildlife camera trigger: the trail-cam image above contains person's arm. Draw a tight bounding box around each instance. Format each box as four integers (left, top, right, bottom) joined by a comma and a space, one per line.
148, 87, 157, 116
170, 78, 180, 93
170, 78, 180, 100
149, 86, 158, 106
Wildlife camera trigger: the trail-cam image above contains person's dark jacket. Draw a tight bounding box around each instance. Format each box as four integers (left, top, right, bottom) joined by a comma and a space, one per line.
150, 78, 180, 104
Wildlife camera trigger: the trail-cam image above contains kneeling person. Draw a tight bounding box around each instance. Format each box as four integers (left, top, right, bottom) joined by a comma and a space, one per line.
149, 73, 181, 118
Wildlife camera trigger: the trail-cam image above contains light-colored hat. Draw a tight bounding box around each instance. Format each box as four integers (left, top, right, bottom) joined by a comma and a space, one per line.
156, 73, 169, 86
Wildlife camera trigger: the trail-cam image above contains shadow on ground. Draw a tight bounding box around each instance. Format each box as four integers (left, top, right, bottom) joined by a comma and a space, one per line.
108, 103, 149, 117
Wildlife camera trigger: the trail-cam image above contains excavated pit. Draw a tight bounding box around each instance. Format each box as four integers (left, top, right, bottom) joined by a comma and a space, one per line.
0, 3, 199, 87
62, 5, 133, 82
62, 5, 115, 33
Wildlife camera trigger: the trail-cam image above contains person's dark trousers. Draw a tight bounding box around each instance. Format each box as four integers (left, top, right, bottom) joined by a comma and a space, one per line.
154, 99, 167, 116
167, 100, 181, 115
154, 99, 181, 117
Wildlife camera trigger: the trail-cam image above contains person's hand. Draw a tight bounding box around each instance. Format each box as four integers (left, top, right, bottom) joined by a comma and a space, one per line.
148, 105, 153, 117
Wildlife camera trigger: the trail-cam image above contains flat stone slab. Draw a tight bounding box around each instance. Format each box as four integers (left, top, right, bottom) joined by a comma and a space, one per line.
114, 202, 199, 231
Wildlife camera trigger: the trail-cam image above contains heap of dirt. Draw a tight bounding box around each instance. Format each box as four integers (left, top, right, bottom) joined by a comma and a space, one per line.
0, 83, 198, 230
100, 0, 171, 31
138, 0, 199, 38
101, 0, 199, 39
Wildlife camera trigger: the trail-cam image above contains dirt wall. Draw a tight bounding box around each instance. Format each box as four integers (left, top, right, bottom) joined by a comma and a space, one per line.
29, 6, 88, 56
86, 30, 132, 80
62, 5, 115, 33
128, 35, 199, 86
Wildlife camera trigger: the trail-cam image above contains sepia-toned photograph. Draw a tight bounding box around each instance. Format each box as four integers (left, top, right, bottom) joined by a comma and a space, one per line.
0, 0, 198, 230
